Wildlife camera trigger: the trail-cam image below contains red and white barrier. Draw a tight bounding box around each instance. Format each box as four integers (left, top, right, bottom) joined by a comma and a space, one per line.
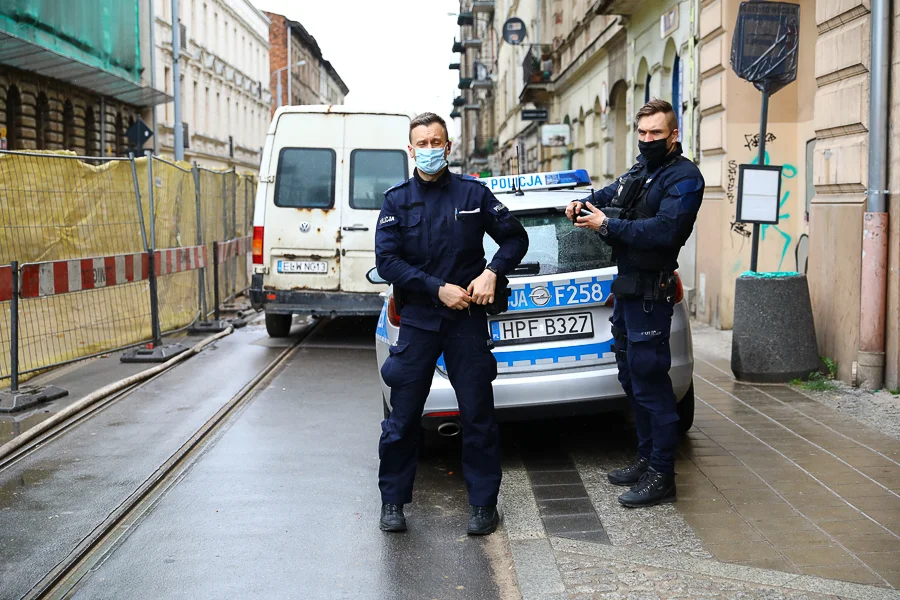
20, 253, 150, 299
19, 245, 209, 299
216, 236, 251, 263
154, 245, 208, 276
0, 265, 12, 302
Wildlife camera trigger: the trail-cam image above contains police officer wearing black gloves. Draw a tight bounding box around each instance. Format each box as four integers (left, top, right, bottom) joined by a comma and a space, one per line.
375, 112, 529, 534
566, 99, 704, 508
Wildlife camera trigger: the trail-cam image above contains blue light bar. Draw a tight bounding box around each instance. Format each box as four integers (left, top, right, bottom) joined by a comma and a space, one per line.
479, 169, 592, 193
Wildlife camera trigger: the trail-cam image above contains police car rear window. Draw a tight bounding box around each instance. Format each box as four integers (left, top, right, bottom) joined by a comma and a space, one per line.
274, 148, 336, 209
484, 210, 615, 276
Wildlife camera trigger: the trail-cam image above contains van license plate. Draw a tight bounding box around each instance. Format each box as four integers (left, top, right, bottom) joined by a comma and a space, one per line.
490, 313, 594, 346
277, 260, 328, 274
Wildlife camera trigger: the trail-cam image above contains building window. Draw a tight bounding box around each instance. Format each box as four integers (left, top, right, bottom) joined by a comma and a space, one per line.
35, 92, 50, 150
671, 54, 682, 142
4, 85, 22, 150
114, 112, 124, 156
63, 100, 75, 150
84, 106, 97, 156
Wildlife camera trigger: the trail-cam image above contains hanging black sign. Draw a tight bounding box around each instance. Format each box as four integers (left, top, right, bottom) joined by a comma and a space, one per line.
730, 2, 800, 96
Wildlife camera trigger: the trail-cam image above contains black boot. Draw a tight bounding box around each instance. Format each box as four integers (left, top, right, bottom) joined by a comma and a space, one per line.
467, 505, 500, 535
607, 455, 650, 487
617, 467, 676, 508
380, 503, 407, 532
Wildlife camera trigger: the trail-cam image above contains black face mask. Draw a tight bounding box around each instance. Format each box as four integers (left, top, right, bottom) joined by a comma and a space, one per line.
638, 137, 672, 165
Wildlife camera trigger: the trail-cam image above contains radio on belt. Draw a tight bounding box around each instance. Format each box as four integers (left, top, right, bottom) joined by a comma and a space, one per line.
479, 169, 592, 193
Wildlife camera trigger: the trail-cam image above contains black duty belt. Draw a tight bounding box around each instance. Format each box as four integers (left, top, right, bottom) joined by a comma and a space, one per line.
610, 271, 678, 302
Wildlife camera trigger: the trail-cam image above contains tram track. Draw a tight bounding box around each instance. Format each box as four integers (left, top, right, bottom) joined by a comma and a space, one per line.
17, 318, 324, 600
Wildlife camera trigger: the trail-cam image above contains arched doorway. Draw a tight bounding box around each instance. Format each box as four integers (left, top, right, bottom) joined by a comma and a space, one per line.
609, 80, 628, 176
35, 92, 50, 150
4, 86, 22, 150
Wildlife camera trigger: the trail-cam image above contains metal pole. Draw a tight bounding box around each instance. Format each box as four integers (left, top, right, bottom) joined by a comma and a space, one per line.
276, 70, 283, 109
749, 89, 769, 273
149, 0, 159, 154
857, 0, 891, 389
171, 0, 184, 161
221, 173, 228, 300
212, 241, 221, 321
147, 156, 162, 346
130, 153, 149, 252
231, 170, 237, 297
10, 261, 18, 392
193, 162, 208, 319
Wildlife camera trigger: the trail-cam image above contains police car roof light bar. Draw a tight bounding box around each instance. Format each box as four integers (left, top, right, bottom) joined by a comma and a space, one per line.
478, 169, 592, 194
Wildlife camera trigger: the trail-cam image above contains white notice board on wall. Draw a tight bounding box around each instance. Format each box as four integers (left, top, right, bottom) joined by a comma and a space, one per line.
736, 164, 782, 224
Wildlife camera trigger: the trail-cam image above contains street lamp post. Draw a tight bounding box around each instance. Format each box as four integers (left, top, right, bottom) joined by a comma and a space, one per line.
275, 60, 307, 108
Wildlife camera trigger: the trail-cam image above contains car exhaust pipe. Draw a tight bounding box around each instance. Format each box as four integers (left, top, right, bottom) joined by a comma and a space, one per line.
437, 421, 461, 437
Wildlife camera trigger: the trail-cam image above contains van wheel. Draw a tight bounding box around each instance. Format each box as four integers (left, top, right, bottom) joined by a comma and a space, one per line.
677, 382, 695, 434
265, 312, 292, 338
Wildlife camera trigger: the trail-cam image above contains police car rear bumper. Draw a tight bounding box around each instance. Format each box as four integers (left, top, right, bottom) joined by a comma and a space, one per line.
250, 274, 382, 316
416, 361, 694, 429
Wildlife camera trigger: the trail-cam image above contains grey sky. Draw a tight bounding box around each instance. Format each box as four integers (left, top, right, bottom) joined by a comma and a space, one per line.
252, 0, 462, 139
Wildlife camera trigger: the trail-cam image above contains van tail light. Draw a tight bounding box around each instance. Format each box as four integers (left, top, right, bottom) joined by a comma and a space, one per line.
252, 226, 264, 265
674, 271, 684, 304
604, 293, 615, 307
387, 295, 401, 327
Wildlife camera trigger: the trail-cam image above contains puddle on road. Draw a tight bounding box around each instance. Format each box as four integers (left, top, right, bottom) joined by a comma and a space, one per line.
1, 409, 56, 441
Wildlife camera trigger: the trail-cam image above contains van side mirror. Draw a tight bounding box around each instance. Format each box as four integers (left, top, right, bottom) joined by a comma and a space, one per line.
366, 267, 388, 285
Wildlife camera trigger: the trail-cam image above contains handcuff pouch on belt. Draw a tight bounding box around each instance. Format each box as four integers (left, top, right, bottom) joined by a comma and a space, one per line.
485, 274, 511, 316
610, 271, 678, 303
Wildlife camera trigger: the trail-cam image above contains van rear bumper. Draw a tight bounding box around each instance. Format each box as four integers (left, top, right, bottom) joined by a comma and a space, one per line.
250, 275, 382, 316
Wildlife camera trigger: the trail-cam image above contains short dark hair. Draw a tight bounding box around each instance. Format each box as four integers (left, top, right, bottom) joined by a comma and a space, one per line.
635, 99, 678, 133
409, 112, 449, 143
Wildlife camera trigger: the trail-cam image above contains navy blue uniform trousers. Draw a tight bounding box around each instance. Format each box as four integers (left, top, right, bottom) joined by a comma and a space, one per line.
610, 297, 679, 474
378, 309, 500, 507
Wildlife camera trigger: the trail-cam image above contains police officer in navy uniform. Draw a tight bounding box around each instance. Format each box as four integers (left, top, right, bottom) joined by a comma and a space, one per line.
567, 99, 704, 508
375, 112, 528, 534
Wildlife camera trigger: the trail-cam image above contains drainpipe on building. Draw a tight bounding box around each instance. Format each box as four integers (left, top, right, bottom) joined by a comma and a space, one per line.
856, 0, 891, 389
171, 0, 184, 161
100, 96, 106, 157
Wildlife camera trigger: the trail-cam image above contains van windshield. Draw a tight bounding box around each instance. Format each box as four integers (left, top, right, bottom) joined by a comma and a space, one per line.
484, 209, 615, 276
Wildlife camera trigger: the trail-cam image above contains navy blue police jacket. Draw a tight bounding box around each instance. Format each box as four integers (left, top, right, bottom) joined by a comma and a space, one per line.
583, 143, 704, 274
375, 168, 529, 332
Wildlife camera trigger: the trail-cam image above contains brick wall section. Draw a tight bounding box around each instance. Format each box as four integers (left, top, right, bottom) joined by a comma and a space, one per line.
0, 66, 140, 155
267, 12, 288, 116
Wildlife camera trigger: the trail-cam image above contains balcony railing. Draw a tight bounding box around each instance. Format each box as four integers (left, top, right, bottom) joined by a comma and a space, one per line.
472, 1, 495, 14
452, 39, 464, 53
458, 78, 473, 89
450, 109, 462, 119
457, 12, 475, 26
449, 62, 461, 70
452, 96, 466, 106
472, 78, 494, 90
462, 38, 482, 50
520, 48, 554, 104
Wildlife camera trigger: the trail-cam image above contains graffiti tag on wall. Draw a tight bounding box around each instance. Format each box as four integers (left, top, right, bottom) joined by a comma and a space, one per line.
726, 160, 738, 204
743, 132, 777, 151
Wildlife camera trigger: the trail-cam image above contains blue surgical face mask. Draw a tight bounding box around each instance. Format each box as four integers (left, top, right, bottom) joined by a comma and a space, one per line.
414, 146, 448, 174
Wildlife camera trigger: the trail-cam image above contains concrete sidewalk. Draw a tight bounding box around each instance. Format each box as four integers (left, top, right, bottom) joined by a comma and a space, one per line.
499, 320, 900, 599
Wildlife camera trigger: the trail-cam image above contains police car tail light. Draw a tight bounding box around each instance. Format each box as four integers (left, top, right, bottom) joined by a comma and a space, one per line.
387, 295, 401, 327
605, 294, 615, 307
252, 226, 264, 265
674, 272, 684, 304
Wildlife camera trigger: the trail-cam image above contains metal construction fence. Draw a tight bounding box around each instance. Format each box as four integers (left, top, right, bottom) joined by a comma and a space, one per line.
0, 150, 257, 389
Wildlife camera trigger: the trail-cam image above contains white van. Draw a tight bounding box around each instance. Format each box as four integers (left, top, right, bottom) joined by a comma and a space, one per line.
249, 106, 413, 337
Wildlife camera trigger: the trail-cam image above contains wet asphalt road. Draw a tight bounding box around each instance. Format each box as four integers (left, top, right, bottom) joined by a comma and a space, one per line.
0, 317, 511, 600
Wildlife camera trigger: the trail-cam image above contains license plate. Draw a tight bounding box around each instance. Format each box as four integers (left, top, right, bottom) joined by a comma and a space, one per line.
277, 260, 328, 274
490, 312, 594, 346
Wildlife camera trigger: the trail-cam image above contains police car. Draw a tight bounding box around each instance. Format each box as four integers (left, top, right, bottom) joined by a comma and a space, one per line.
370, 169, 694, 435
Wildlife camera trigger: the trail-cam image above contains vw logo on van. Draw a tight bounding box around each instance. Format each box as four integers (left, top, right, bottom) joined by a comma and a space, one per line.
299, 222, 311, 233
530, 287, 551, 306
